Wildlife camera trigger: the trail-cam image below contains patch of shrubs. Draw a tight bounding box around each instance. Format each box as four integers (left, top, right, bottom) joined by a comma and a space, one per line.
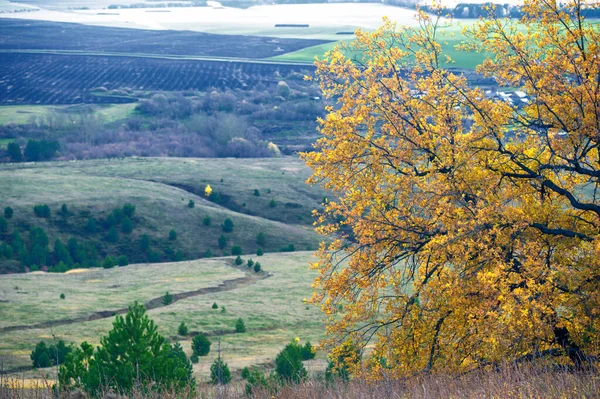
235, 255, 243, 265
117, 255, 129, 266
247, 259, 254, 267
218, 235, 228, 249
280, 244, 296, 252
169, 229, 177, 241
203, 215, 211, 226
256, 232, 266, 246
275, 339, 307, 383
256, 248, 264, 256
188, 200, 195, 208
4, 206, 13, 219
231, 245, 242, 256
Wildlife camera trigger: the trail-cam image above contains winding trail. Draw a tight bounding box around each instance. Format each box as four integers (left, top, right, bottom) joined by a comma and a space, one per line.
0, 270, 271, 334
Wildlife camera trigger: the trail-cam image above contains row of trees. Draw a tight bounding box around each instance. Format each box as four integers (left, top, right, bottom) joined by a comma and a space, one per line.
6, 140, 59, 162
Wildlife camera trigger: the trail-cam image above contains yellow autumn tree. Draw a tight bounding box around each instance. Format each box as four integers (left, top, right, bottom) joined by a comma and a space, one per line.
302, 0, 600, 377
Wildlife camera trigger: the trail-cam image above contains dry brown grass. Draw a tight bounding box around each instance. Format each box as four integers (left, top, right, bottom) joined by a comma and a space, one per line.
1, 364, 598, 399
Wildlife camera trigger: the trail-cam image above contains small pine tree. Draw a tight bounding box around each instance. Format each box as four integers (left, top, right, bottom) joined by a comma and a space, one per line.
269, 199, 277, 208
122, 203, 136, 218
60, 293, 65, 300
218, 235, 227, 249
4, 206, 13, 219
7, 142, 23, 162
188, 200, 195, 208
210, 357, 231, 385
231, 245, 242, 256
178, 321, 188, 336
253, 189, 260, 197
203, 215, 211, 226
212, 302, 218, 309
204, 249, 213, 258
192, 333, 211, 356
235, 255, 243, 265
86, 218, 97, 234
60, 203, 68, 216
247, 259, 254, 267
301, 341, 316, 360
169, 229, 177, 241
256, 248, 264, 256
235, 318, 246, 333
190, 354, 199, 364
162, 291, 173, 305
256, 232, 266, 247
140, 234, 150, 252
275, 340, 307, 383
121, 217, 133, 234
0, 216, 7, 233
222, 218, 234, 233
221, 306, 226, 313
254, 262, 261, 273
106, 226, 119, 243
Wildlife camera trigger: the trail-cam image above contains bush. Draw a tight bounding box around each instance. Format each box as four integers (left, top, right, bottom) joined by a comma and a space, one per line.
235, 255, 243, 265
60, 203, 68, 216
235, 318, 246, 333
117, 255, 129, 266
162, 291, 173, 305
121, 217, 133, 234
256, 232, 266, 247
203, 214, 211, 226
188, 200, 195, 208
178, 321, 188, 336
212, 302, 218, 309
31, 340, 71, 369
60, 293, 65, 300
218, 235, 227, 249
103, 256, 116, 269
204, 249, 213, 258
33, 204, 51, 218
169, 229, 177, 241
231, 245, 242, 256
257, 248, 264, 256
221, 306, 226, 313
222, 218, 234, 233
190, 354, 199, 364
269, 199, 277, 208
106, 226, 119, 243
254, 189, 260, 197
254, 262, 261, 273
0, 216, 7, 233
192, 333, 211, 356
210, 357, 231, 384
275, 340, 307, 383
280, 244, 296, 252
4, 206, 13, 219
247, 259, 254, 267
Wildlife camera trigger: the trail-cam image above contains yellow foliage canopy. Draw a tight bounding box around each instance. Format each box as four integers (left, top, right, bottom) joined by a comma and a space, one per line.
302, 0, 600, 377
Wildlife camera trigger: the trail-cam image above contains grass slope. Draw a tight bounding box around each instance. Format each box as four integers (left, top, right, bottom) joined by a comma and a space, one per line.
0, 103, 137, 125
0, 251, 324, 381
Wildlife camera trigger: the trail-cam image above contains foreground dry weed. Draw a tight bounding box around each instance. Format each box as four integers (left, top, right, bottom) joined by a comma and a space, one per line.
1, 364, 598, 399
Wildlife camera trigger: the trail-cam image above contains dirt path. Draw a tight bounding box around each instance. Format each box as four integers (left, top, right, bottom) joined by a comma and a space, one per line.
0, 270, 271, 335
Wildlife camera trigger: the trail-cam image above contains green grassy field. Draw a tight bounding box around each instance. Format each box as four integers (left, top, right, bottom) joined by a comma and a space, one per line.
0, 251, 325, 381
0, 103, 138, 125
272, 23, 489, 69
0, 157, 324, 266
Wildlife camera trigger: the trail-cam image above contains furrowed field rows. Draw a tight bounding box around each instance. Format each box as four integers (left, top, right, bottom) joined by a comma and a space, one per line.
0, 53, 316, 105
0, 19, 331, 59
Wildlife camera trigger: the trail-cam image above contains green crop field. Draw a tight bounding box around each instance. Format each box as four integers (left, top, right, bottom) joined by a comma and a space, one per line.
0, 251, 324, 381
272, 23, 490, 70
